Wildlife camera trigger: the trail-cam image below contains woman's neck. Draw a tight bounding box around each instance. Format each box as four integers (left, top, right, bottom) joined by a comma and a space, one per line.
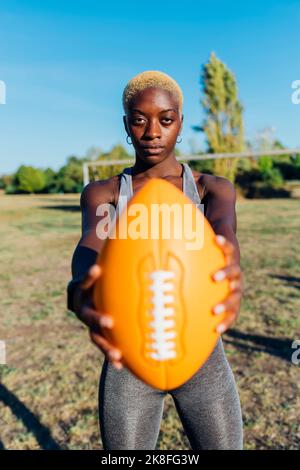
131, 154, 183, 179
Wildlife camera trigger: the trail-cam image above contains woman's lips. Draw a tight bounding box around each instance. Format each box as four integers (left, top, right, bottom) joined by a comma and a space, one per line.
142, 146, 164, 155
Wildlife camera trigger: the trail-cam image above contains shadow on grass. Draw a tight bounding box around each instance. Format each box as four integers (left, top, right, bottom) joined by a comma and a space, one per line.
40, 205, 80, 212
224, 329, 293, 362
37, 198, 80, 204
269, 274, 300, 290
0, 383, 61, 450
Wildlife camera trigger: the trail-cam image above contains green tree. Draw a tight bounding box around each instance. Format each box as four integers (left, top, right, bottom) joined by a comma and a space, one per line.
0, 174, 13, 190
56, 155, 85, 193
15, 165, 46, 193
42, 168, 57, 193
194, 52, 245, 182
92, 144, 133, 180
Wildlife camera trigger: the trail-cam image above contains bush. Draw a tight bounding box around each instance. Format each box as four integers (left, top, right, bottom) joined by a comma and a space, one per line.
273, 154, 300, 180
55, 156, 84, 193
257, 155, 273, 174
291, 153, 300, 167
261, 167, 284, 189
14, 165, 46, 193
235, 159, 286, 198
0, 174, 13, 191
42, 168, 58, 193
189, 159, 214, 175
5, 184, 18, 194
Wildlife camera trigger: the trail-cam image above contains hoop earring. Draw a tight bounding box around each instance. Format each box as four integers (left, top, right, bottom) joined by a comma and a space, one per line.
176, 136, 182, 144
126, 135, 132, 145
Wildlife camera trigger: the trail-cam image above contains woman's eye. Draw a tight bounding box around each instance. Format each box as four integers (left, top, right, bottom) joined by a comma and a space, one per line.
132, 118, 145, 124
132, 117, 173, 125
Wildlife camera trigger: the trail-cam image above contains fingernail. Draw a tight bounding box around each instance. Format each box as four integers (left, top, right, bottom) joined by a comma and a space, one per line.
110, 350, 121, 360
217, 324, 226, 334
91, 264, 101, 276
214, 304, 225, 315
216, 235, 225, 245
89, 265, 96, 275
114, 363, 123, 370
100, 316, 113, 328
213, 270, 226, 281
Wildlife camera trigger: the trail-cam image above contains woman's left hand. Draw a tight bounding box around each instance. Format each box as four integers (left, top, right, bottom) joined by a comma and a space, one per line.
211, 234, 244, 334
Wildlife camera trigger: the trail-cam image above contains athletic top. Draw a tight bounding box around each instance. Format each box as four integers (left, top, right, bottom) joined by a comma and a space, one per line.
116, 162, 202, 215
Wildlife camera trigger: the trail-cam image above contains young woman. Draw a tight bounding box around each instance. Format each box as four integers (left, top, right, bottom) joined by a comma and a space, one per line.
67, 70, 244, 450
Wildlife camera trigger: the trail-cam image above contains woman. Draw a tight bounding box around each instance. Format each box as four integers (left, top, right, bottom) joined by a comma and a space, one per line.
67, 70, 244, 450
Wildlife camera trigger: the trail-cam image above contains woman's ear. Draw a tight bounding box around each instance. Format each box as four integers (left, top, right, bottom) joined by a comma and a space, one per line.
123, 115, 129, 135
179, 113, 184, 134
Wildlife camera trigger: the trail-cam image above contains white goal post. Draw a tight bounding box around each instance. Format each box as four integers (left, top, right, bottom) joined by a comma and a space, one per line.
83, 148, 300, 187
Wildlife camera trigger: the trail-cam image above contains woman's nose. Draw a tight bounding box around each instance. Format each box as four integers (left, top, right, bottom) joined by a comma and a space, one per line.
144, 119, 161, 139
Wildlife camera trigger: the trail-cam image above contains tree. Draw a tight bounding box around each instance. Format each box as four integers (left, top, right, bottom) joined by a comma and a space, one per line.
92, 144, 133, 180
42, 168, 57, 193
193, 52, 245, 182
15, 165, 46, 193
56, 155, 85, 193
0, 174, 13, 190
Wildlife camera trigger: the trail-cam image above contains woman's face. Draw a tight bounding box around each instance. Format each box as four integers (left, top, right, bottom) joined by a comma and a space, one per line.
123, 87, 183, 165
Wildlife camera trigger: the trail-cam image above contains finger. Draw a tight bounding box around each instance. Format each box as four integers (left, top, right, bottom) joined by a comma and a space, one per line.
211, 263, 242, 282
215, 235, 235, 262
215, 235, 240, 266
229, 278, 243, 292
80, 264, 102, 290
89, 330, 122, 360
216, 312, 238, 334
110, 353, 126, 370
111, 360, 124, 370
213, 291, 241, 316
216, 312, 237, 334
80, 306, 113, 332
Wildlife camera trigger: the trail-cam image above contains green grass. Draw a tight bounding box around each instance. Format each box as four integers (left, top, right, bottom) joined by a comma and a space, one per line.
0, 193, 299, 449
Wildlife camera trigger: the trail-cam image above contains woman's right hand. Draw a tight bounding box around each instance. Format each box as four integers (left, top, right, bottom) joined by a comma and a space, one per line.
73, 264, 123, 370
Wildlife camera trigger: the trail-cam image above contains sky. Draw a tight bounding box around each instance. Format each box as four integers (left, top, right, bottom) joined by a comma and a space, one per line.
0, 0, 300, 174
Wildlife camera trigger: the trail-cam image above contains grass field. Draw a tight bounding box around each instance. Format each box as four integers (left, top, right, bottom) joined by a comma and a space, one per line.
0, 193, 299, 450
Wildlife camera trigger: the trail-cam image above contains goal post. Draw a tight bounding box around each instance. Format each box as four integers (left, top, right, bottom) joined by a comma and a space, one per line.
83, 149, 300, 186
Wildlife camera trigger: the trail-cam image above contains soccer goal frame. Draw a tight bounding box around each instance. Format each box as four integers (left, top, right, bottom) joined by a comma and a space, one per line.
82, 148, 300, 187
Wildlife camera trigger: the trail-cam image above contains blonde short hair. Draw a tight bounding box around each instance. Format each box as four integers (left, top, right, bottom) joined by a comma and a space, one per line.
122, 70, 183, 115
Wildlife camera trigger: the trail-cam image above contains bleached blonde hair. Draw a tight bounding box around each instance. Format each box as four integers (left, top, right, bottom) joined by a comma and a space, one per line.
122, 70, 183, 115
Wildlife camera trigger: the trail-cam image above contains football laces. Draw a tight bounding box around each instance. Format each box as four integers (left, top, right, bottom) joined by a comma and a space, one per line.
148, 270, 177, 361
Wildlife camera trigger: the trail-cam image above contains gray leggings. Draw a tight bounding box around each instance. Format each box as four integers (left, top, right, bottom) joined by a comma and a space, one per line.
98, 338, 243, 450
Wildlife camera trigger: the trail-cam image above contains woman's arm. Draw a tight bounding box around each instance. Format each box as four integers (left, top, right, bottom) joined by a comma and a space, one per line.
203, 175, 240, 263
201, 175, 244, 333
67, 179, 114, 308
67, 178, 124, 369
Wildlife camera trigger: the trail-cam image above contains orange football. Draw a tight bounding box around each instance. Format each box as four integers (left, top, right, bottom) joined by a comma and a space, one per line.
93, 178, 229, 390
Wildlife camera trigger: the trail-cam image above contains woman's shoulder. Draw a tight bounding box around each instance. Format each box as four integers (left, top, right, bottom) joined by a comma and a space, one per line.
192, 170, 235, 200
80, 174, 120, 209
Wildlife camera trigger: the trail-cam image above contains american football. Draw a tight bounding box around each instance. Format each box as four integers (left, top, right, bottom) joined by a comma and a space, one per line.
93, 178, 229, 390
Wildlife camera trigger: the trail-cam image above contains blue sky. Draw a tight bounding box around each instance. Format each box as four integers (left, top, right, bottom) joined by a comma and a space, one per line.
0, 0, 300, 174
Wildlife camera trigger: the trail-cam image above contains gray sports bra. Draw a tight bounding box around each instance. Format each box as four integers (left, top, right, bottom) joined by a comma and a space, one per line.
116, 162, 202, 216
